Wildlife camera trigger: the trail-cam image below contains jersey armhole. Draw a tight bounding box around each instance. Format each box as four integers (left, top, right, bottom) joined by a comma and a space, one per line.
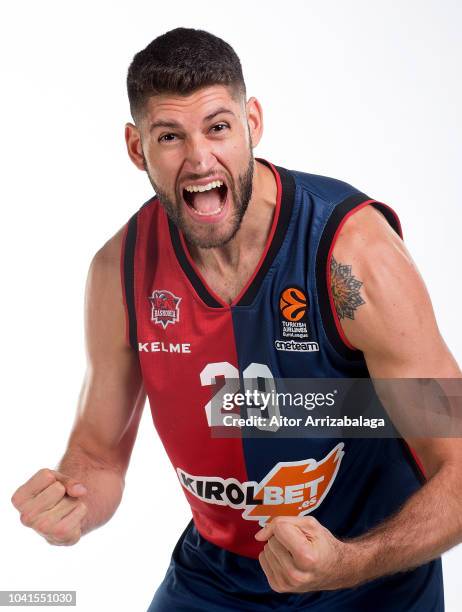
315, 193, 403, 361
400, 439, 427, 483
120, 212, 139, 351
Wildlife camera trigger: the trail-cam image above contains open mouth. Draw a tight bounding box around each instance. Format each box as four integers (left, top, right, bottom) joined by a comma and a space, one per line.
183, 181, 228, 217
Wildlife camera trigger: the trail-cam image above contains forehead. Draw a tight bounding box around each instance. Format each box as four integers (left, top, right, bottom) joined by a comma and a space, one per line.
142, 85, 242, 127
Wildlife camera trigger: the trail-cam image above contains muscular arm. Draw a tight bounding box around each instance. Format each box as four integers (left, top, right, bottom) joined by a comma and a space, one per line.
330, 205, 462, 583
58, 226, 146, 536
256, 205, 462, 593
11, 224, 145, 544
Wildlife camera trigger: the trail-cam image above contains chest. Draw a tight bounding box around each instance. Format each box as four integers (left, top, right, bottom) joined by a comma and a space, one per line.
194, 253, 263, 305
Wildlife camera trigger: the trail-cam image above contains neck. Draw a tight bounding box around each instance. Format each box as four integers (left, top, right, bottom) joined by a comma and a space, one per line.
187, 159, 278, 275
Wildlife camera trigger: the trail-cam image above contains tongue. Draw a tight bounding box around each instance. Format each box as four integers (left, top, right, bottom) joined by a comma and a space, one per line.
191, 188, 221, 214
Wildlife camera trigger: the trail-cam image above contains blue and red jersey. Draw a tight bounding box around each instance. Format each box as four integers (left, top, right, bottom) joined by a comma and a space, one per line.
121, 159, 443, 610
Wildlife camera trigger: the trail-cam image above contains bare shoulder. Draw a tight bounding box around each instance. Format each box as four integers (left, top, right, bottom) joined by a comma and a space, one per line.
330, 203, 438, 360
330, 203, 459, 377
85, 224, 129, 352
332, 204, 418, 293
87, 224, 127, 297
93, 224, 126, 266
335, 204, 402, 254
331, 204, 416, 323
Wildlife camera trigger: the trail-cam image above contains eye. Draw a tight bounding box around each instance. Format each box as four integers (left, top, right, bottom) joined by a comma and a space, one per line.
158, 133, 178, 143
210, 123, 229, 133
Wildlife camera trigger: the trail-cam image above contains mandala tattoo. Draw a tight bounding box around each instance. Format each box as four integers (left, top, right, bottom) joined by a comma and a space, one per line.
330, 256, 366, 320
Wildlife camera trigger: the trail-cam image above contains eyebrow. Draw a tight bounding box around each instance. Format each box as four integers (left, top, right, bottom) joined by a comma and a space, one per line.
204, 107, 235, 122
149, 107, 235, 132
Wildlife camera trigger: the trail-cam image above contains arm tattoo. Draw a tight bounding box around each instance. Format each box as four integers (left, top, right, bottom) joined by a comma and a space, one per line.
330, 256, 366, 320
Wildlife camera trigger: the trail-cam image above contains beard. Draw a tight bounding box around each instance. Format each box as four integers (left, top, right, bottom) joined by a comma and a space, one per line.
143, 149, 254, 249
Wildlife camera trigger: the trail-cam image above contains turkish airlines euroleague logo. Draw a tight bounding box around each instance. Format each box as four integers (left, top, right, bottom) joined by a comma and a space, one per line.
177, 443, 344, 526
277, 285, 317, 350
280, 287, 307, 322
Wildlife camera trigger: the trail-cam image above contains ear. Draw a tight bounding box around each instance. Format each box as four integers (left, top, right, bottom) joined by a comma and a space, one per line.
125, 123, 145, 171
245, 97, 264, 149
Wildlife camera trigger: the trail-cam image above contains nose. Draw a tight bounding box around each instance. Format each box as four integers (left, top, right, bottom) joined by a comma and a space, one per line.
183, 133, 216, 175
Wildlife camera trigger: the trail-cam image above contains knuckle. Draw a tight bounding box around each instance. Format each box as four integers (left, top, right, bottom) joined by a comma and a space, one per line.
39, 468, 55, 481
273, 522, 287, 538
56, 527, 81, 546
304, 516, 318, 528
297, 549, 314, 569
287, 568, 304, 587
34, 517, 52, 534
65, 531, 81, 546
270, 581, 283, 593
51, 523, 70, 539
60, 538, 76, 547
20, 512, 33, 527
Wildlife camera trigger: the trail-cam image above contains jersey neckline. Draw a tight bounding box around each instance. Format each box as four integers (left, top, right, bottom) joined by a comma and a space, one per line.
167, 158, 295, 309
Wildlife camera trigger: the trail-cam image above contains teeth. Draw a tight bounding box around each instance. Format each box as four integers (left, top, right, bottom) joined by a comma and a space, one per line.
185, 180, 223, 193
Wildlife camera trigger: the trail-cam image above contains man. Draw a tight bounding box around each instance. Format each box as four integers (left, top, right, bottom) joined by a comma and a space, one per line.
11, 27, 461, 611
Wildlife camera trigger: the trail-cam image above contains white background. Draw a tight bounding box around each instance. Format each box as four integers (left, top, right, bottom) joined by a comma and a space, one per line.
1, 0, 460, 610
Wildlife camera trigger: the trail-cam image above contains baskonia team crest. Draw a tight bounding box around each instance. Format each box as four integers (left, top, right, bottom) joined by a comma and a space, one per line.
149, 290, 181, 329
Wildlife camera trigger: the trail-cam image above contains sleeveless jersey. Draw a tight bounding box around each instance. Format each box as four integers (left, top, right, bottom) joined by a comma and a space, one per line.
121, 159, 443, 610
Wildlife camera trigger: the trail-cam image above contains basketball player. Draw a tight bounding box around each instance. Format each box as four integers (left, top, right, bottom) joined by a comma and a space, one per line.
11, 28, 462, 611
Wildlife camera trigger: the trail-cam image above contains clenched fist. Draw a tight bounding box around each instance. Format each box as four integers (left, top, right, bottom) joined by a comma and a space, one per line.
255, 515, 358, 593
11, 468, 88, 546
